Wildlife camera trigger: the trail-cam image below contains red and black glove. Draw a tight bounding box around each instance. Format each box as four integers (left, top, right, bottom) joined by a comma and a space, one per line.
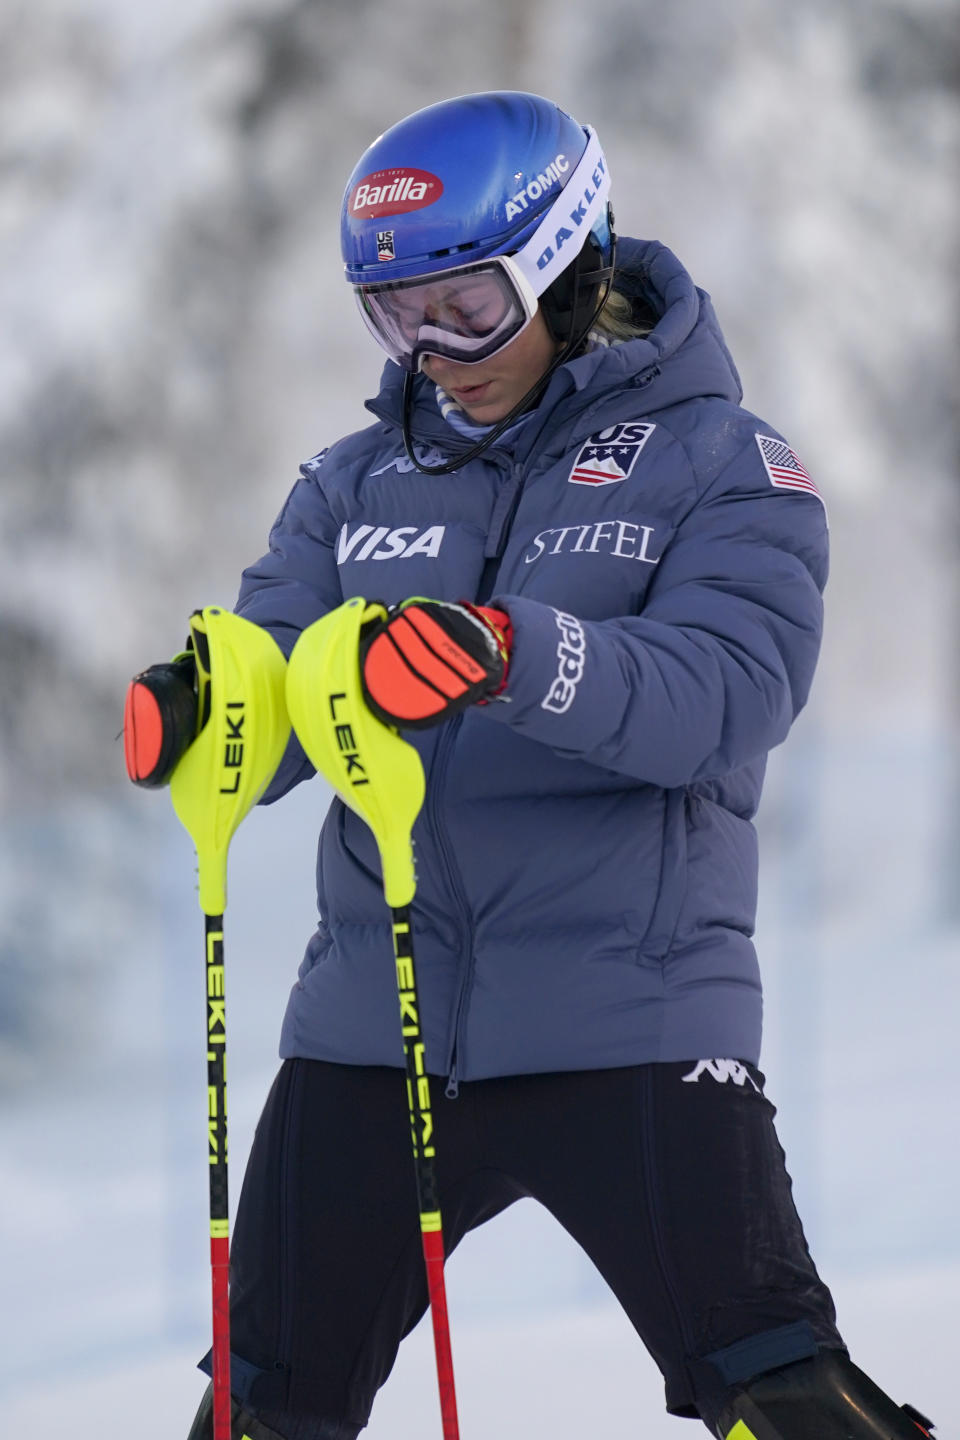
123, 653, 199, 787
360, 598, 513, 730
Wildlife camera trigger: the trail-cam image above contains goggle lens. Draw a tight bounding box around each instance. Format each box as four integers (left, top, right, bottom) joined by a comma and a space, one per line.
356, 260, 535, 369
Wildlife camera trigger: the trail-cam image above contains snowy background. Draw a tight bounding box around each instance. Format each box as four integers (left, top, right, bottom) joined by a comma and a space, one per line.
2, 0, 959, 1435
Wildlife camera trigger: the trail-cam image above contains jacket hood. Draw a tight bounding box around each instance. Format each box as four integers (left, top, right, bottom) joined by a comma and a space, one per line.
364, 238, 743, 449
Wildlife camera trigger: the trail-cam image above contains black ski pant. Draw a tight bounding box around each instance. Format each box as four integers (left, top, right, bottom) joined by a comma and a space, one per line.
200, 1058, 844, 1438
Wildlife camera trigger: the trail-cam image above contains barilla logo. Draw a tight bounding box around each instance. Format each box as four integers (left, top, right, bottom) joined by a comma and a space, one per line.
349, 168, 443, 219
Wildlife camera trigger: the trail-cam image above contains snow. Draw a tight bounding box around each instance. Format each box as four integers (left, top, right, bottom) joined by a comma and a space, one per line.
4, 783, 958, 1434
8, 1258, 957, 1436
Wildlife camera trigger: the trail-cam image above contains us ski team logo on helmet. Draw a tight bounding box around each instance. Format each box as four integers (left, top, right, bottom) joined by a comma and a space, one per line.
349, 168, 444, 219
376, 230, 395, 261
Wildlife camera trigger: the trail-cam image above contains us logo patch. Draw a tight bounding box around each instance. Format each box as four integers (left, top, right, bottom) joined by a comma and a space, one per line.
568, 422, 655, 486
376, 230, 396, 262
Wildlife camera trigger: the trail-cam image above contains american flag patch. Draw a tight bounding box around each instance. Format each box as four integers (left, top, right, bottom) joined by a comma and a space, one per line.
755, 433, 822, 503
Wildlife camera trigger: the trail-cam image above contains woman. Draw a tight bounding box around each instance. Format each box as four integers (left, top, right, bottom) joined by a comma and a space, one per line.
132, 90, 932, 1438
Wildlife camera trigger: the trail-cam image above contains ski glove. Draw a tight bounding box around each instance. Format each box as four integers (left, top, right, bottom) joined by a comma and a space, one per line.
123, 652, 198, 787
360, 598, 512, 730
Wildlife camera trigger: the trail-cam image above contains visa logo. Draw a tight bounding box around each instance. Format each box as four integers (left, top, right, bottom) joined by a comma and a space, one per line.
336, 523, 446, 563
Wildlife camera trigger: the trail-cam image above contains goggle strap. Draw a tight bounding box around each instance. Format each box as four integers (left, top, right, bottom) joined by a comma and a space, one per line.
510, 127, 611, 298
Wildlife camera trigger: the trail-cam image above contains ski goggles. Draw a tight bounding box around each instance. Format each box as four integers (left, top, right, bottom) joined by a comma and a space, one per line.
355, 256, 541, 370
354, 126, 611, 370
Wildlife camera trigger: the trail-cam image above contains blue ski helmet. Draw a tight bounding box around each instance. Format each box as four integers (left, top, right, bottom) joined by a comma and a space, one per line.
340, 91, 614, 348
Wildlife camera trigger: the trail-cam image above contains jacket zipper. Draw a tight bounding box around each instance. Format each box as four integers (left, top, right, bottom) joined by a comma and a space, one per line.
424, 715, 475, 1098
445, 459, 530, 1089
441, 459, 527, 1088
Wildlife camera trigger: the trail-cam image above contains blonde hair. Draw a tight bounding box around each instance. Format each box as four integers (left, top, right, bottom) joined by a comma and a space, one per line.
593, 287, 654, 344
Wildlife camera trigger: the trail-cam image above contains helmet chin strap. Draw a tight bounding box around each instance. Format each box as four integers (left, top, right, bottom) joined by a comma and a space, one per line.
401, 242, 616, 477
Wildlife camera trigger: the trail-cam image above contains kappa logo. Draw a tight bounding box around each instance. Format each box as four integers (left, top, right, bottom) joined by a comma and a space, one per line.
336, 523, 446, 564
371, 446, 448, 476
301, 448, 329, 477
681, 1060, 761, 1092
541, 609, 586, 715
349, 168, 443, 219
568, 422, 656, 485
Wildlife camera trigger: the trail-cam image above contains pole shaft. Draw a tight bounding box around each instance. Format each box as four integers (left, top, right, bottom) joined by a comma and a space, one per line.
391, 907, 460, 1440
206, 913, 232, 1440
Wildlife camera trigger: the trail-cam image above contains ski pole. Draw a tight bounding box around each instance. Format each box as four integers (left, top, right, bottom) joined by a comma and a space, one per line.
286, 597, 460, 1440
166, 607, 291, 1440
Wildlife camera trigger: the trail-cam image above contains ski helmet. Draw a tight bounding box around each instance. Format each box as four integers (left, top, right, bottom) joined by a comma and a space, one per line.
340, 91, 615, 369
